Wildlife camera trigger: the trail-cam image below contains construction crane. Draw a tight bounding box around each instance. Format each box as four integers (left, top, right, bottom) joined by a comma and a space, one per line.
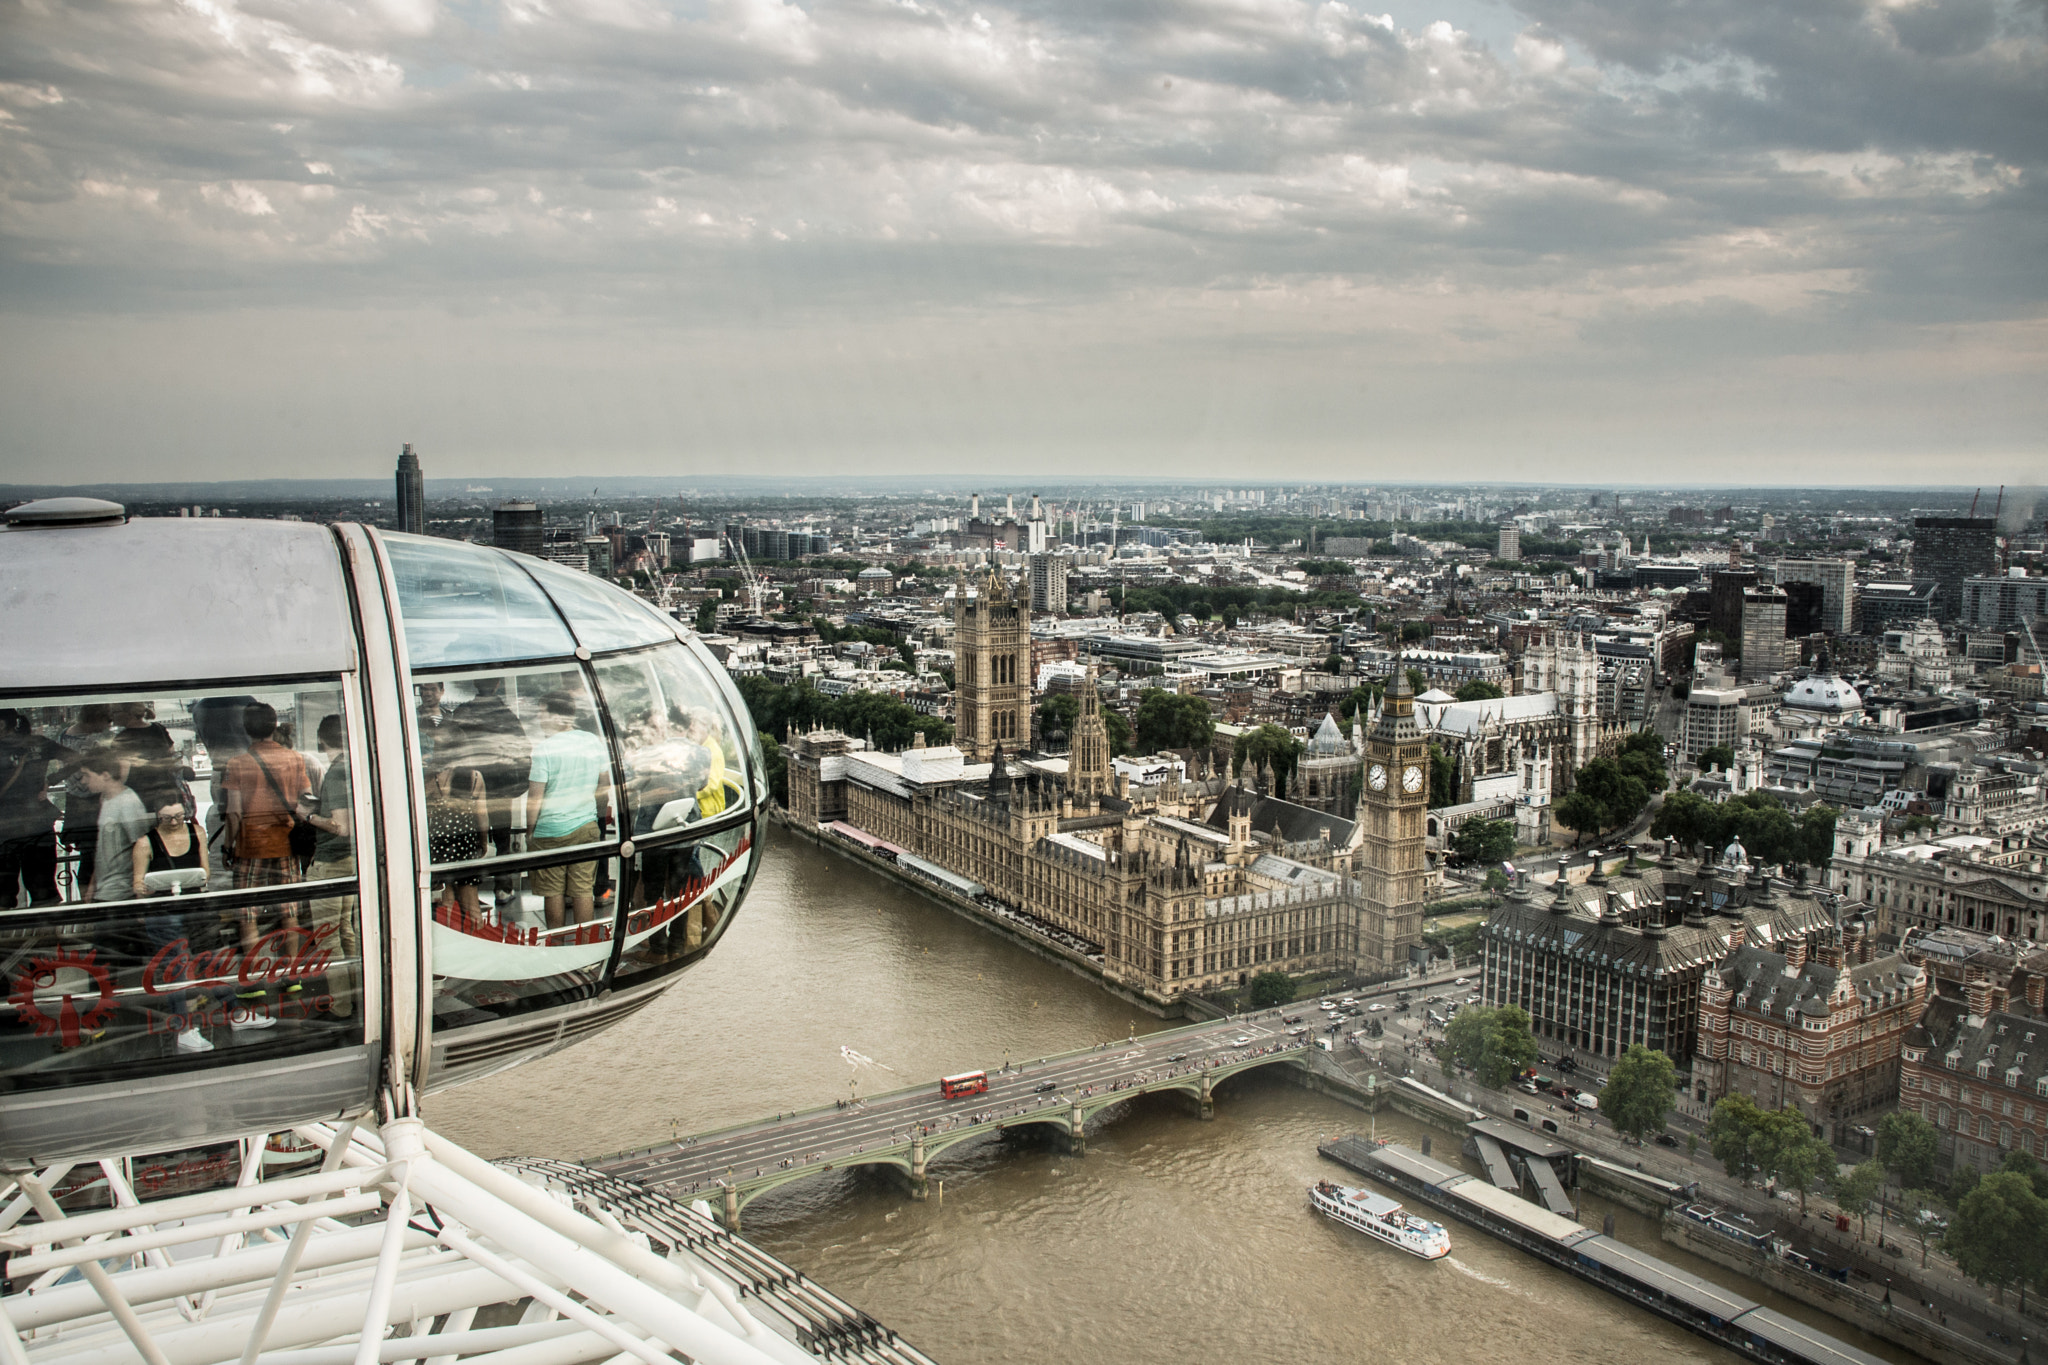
723, 529, 766, 618
2021, 616, 2045, 671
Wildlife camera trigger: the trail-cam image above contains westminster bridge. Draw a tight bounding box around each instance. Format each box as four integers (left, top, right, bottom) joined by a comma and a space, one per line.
588, 1014, 1325, 1230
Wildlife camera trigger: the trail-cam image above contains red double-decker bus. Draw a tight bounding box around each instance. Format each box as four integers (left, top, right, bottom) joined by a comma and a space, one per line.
939, 1070, 989, 1099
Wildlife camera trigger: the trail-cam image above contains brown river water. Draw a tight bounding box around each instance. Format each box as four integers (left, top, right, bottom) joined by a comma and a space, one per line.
429, 823, 1916, 1365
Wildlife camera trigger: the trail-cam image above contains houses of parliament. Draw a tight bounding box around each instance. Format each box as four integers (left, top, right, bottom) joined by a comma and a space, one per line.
786, 570, 1427, 1006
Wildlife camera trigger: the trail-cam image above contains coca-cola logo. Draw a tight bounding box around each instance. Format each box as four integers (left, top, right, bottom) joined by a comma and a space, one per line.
143, 924, 338, 995
10, 949, 118, 1048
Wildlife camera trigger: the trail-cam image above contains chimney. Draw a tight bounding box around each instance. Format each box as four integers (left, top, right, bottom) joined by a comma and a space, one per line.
1966, 963, 1992, 1028
1844, 917, 1870, 965
1783, 936, 1808, 977
1814, 935, 1846, 971
1550, 878, 1576, 916
2027, 969, 2045, 1014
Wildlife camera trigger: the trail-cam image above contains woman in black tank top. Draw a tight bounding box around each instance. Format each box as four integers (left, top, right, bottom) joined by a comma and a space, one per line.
133, 800, 218, 1055
131, 801, 207, 899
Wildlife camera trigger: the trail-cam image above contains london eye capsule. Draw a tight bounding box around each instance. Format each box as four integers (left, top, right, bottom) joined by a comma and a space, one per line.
0, 500, 766, 1161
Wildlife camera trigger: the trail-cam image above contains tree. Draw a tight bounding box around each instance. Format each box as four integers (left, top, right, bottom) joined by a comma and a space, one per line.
1601, 1044, 1678, 1142
1901, 1187, 1942, 1267
1037, 692, 1079, 742
1696, 743, 1735, 772
1427, 743, 1459, 809
1443, 1005, 1538, 1088
1450, 817, 1516, 866
1134, 689, 1214, 752
1406, 666, 1430, 695
1336, 682, 1384, 722
1614, 731, 1669, 795
2000, 1148, 2048, 1200
1555, 790, 1607, 845
756, 730, 787, 806
1232, 724, 1304, 796
1248, 970, 1295, 1009
1836, 1160, 1887, 1240
1945, 1170, 2048, 1309
1454, 679, 1504, 701
1876, 1110, 1941, 1192
1571, 756, 1652, 836
1651, 789, 1721, 856
1773, 1125, 1835, 1215
1102, 707, 1134, 758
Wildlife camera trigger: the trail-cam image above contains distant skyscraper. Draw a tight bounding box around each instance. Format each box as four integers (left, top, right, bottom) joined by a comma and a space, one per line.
492, 500, 544, 558
582, 535, 614, 579
1913, 517, 1998, 622
394, 443, 425, 535
1774, 558, 1854, 634
1740, 586, 1788, 681
1497, 525, 1520, 562
1029, 552, 1069, 615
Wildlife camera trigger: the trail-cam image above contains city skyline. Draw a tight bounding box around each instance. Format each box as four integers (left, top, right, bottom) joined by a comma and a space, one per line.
2, 0, 2043, 483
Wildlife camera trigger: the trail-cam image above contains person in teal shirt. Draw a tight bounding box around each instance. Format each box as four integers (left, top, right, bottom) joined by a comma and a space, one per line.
525, 694, 612, 928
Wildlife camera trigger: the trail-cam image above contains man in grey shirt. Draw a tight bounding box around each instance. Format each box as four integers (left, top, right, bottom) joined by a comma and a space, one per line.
78, 752, 148, 901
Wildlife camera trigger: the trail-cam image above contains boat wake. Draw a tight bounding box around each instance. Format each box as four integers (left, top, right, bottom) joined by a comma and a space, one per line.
842, 1046, 896, 1073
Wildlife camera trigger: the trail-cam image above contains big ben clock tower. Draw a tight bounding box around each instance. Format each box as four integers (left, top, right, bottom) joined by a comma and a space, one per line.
1359, 670, 1428, 970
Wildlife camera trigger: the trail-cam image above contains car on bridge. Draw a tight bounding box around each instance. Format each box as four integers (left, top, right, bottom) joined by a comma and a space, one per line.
1231, 1036, 1252, 1046
1168, 1052, 1188, 1062
1033, 1080, 1058, 1093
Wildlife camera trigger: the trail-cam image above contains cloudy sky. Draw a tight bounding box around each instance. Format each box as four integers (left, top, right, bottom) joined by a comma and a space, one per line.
1, 0, 2042, 485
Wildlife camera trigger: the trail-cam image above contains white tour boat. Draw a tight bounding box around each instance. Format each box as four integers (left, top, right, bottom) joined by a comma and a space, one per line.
1310, 1179, 1451, 1259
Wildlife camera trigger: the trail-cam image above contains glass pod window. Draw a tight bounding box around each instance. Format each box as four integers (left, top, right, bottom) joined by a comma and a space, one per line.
411, 663, 629, 1024
0, 683, 367, 1090
592, 644, 752, 836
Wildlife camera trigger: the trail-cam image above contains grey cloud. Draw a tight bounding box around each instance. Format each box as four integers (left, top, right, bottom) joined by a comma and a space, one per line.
0, 0, 2040, 480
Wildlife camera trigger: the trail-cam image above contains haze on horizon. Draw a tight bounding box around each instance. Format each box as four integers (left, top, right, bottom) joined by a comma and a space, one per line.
1, 0, 2042, 486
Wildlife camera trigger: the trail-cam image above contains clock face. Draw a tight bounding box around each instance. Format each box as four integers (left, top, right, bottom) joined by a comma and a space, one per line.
1402, 764, 1424, 794
1368, 764, 1388, 791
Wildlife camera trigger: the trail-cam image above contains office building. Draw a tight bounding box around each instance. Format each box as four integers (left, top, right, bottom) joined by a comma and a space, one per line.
1774, 558, 1854, 634
1960, 572, 2048, 632
645, 530, 671, 568
1683, 686, 1749, 760
1859, 580, 1944, 633
1497, 525, 1520, 562
394, 443, 424, 535
1696, 924, 1926, 1143
1029, 551, 1069, 615
1739, 586, 1788, 681
1482, 849, 1838, 1068
1781, 580, 1827, 638
491, 500, 544, 557
1914, 517, 1999, 622
1709, 568, 1758, 639
1900, 938, 2048, 1171
582, 534, 614, 579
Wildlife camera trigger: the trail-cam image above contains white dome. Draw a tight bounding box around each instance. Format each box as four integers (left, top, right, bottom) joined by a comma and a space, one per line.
1783, 674, 1863, 713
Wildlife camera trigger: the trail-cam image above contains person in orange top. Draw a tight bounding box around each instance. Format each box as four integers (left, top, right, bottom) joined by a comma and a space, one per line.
221, 702, 309, 1025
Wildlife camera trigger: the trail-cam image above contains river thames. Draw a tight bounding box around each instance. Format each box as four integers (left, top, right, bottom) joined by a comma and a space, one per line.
428, 824, 1912, 1365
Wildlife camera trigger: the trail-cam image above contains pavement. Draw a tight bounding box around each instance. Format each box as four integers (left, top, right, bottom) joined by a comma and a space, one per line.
1346, 1024, 2047, 1353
